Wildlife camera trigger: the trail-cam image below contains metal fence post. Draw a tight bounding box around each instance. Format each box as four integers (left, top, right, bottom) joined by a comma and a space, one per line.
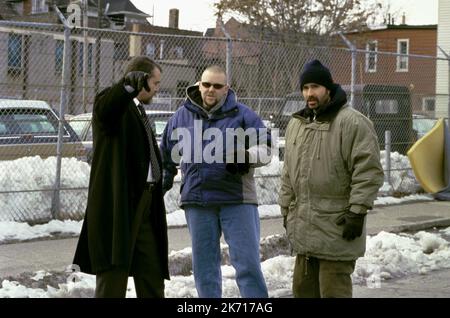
385, 130, 391, 186
219, 20, 232, 85
438, 46, 450, 120
52, 7, 73, 220
338, 32, 356, 108
82, 0, 88, 113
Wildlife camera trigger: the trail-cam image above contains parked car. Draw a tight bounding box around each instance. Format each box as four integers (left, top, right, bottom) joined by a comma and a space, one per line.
412, 114, 438, 140
67, 110, 175, 163
270, 84, 415, 155
0, 99, 86, 161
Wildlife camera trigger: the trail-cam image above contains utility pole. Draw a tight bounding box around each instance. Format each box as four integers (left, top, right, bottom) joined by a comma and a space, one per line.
95, 0, 102, 97
82, 0, 88, 113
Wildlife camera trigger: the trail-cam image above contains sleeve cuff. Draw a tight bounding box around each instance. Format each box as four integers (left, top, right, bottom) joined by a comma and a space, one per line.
349, 204, 368, 215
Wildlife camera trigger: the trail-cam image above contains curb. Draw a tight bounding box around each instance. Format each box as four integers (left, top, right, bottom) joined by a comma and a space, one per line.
367, 217, 450, 235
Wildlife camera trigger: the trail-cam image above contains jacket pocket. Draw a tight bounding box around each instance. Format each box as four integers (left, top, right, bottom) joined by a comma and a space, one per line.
311, 196, 349, 213
309, 197, 348, 245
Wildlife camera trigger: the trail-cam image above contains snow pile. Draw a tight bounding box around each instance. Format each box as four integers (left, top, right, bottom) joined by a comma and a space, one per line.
0, 151, 425, 222
2, 227, 450, 298
380, 151, 422, 194
0, 156, 89, 222
353, 230, 450, 285
0, 220, 81, 242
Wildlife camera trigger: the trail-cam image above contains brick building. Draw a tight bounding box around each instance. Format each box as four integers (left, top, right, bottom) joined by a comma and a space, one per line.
332, 24, 437, 115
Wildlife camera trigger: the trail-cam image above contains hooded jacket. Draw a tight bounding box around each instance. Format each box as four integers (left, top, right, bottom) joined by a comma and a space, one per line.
160, 85, 271, 206
278, 84, 384, 260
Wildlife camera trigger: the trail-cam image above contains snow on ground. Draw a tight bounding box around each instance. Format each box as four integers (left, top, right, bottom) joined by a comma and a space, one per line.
0, 193, 433, 243
0, 151, 423, 221
374, 194, 433, 206
0, 151, 441, 297
2, 227, 450, 298
0, 220, 81, 242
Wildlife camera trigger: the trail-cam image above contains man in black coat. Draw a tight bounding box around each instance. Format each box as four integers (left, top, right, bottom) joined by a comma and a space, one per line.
73, 56, 169, 298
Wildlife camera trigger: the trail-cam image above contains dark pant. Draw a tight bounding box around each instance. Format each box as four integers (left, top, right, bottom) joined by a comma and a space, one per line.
292, 255, 355, 298
95, 187, 164, 298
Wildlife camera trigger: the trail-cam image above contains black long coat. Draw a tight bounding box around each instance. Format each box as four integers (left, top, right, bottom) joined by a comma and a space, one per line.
73, 80, 169, 279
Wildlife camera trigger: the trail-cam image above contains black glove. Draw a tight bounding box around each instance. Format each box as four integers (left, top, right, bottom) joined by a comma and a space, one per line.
226, 150, 251, 175
123, 71, 150, 97
283, 215, 287, 229
336, 211, 365, 241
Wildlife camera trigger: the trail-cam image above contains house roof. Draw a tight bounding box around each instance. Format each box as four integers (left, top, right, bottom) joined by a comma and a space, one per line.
103, 0, 149, 17
204, 27, 215, 37
371, 24, 437, 31
52, 0, 149, 17
142, 24, 202, 37
345, 24, 437, 34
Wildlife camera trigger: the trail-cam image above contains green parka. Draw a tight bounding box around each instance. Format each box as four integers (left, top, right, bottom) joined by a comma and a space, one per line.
278, 85, 384, 261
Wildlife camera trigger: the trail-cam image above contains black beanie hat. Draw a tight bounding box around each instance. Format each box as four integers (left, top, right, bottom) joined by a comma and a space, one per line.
299, 59, 334, 91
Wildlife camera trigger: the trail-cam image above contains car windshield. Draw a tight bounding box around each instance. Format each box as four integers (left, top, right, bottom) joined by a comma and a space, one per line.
413, 117, 437, 138
68, 119, 88, 138
0, 110, 58, 135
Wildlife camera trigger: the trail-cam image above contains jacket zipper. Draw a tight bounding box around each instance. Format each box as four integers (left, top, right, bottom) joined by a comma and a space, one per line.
304, 253, 310, 276
317, 130, 322, 160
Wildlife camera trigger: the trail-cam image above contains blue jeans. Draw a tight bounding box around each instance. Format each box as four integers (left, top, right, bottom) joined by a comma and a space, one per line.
184, 204, 268, 298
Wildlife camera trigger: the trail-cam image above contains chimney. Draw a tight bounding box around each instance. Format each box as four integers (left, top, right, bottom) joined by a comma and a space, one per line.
129, 24, 142, 57
401, 12, 406, 25
169, 8, 179, 29
23, 0, 32, 15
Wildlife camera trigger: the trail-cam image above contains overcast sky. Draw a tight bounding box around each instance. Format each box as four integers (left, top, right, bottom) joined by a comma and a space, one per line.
129, 0, 439, 33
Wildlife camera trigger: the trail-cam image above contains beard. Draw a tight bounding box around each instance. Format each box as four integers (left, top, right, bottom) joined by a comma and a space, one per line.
202, 95, 219, 110
307, 95, 330, 109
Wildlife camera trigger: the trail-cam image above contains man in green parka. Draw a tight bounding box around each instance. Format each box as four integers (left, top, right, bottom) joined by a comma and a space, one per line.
279, 59, 384, 298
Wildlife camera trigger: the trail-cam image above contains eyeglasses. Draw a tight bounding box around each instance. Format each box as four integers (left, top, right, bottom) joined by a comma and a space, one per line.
201, 82, 226, 89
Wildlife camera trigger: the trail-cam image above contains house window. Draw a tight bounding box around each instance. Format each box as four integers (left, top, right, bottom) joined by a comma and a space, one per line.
397, 39, 409, 72
174, 46, 183, 59
32, 0, 48, 14
146, 43, 156, 58
365, 41, 377, 73
422, 97, 436, 112
109, 14, 125, 28
8, 34, 22, 72
114, 42, 127, 61
55, 40, 64, 74
78, 42, 93, 75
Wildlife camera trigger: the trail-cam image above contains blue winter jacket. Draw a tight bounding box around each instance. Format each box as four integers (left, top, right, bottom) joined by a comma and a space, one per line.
160, 85, 271, 206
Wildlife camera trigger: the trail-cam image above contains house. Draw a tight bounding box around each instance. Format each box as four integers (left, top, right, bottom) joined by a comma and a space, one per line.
0, 1, 203, 113
332, 23, 438, 115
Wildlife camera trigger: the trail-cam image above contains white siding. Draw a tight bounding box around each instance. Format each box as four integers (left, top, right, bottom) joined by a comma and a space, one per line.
436, 0, 450, 117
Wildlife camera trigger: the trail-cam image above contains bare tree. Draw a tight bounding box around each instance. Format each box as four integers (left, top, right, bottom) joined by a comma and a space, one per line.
215, 0, 384, 43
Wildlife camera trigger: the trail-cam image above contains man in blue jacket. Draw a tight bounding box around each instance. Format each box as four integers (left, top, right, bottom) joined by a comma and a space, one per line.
160, 65, 270, 298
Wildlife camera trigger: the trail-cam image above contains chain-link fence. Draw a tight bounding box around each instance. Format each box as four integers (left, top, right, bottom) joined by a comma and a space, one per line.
0, 20, 448, 223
